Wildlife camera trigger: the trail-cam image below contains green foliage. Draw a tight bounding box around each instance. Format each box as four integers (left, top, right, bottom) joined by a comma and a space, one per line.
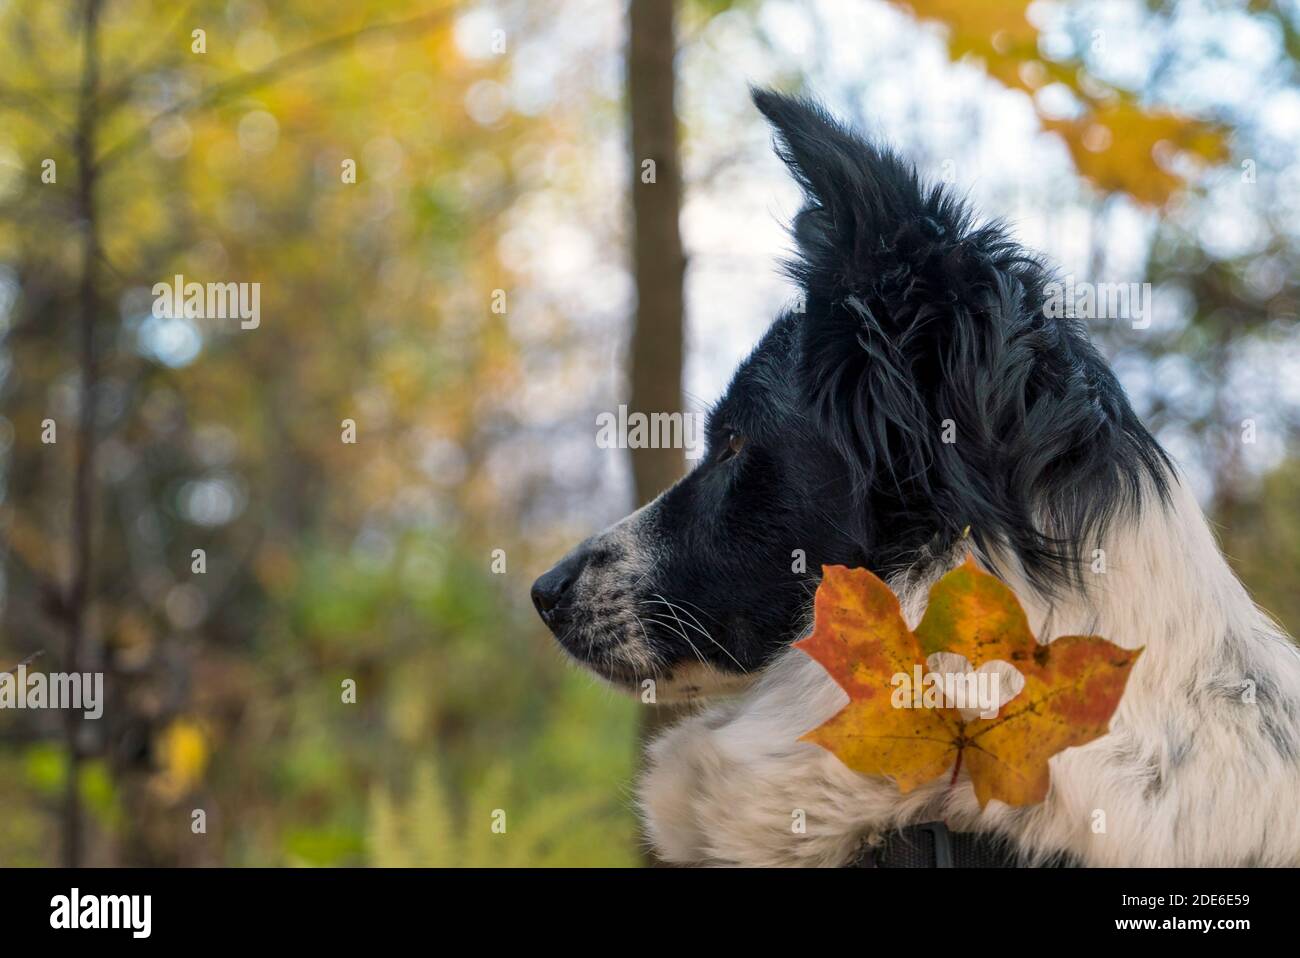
369, 751, 638, 868
214, 534, 640, 867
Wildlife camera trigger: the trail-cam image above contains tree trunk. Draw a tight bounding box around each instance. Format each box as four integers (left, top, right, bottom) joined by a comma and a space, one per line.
64, 0, 104, 869
627, 0, 686, 507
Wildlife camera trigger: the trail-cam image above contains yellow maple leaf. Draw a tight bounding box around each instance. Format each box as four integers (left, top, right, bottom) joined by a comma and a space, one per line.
796, 559, 1142, 806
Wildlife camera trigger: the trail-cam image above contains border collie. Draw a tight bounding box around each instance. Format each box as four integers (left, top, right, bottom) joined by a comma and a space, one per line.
531, 91, 1300, 867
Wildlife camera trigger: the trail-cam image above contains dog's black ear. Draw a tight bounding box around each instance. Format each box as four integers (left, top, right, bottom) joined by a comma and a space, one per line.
752, 88, 968, 306
752, 89, 1168, 587
752, 88, 997, 491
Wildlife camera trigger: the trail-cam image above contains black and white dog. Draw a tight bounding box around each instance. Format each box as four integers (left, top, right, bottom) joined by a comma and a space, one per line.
531, 91, 1300, 866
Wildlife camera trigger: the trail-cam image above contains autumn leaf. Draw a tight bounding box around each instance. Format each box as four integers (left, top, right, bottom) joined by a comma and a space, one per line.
795, 559, 1142, 806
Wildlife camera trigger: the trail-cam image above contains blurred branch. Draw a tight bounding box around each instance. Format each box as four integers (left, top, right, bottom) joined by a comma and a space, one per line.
95, 7, 457, 173
2, 650, 45, 676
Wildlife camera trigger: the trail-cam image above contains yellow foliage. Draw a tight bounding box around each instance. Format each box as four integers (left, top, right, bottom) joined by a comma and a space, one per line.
1043, 100, 1228, 207
154, 719, 209, 803
894, 0, 1227, 205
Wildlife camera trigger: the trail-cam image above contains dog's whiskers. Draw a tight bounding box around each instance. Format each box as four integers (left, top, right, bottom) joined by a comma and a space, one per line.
644, 595, 747, 672
673, 596, 723, 627
640, 609, 709, 666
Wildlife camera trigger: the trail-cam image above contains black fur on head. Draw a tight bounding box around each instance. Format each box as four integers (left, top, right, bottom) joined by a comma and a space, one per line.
531, 90, 1171, 698
752, 89, 1170, 590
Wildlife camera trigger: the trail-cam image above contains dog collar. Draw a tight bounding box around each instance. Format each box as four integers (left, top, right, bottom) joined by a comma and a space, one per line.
848, 821, 1078, 868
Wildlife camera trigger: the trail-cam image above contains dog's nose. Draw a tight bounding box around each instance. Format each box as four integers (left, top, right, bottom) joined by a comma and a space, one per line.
531, 547, 589, 626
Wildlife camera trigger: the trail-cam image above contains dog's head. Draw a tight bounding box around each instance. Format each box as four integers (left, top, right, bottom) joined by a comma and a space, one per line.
532, 91, 1167, 701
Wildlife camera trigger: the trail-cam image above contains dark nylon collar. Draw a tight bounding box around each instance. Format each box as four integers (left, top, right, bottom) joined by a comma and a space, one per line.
848, 821, 1078, 868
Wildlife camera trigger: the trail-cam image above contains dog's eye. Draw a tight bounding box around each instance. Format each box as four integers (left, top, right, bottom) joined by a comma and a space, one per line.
716, 432, 746, 464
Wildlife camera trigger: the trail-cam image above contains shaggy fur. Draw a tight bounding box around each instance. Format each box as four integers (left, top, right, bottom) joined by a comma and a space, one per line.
532, 91, 1300, 866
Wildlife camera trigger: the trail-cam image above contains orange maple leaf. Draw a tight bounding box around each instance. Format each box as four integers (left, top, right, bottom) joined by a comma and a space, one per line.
795, 558, 1142, 807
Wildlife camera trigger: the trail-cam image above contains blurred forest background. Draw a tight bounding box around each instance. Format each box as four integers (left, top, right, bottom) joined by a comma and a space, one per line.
0, 0, 1296, 866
